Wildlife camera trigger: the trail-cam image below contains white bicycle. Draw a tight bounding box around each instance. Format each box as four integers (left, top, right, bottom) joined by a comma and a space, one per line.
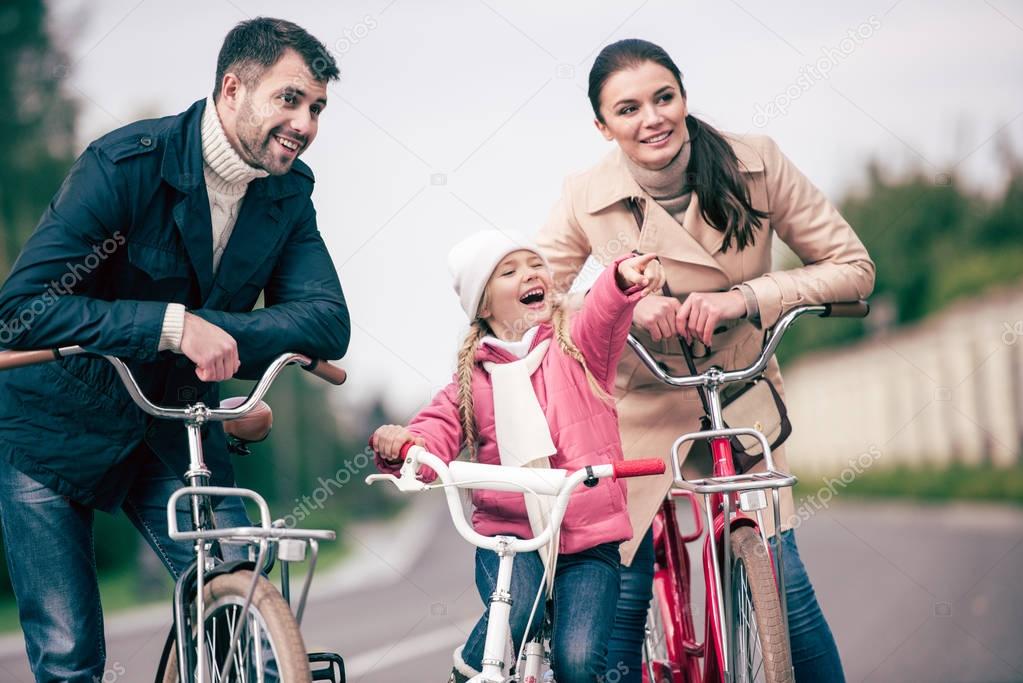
366, 442, 665, 683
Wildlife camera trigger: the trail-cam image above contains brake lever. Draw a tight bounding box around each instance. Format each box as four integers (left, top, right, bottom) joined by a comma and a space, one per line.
365, 457, 429, 492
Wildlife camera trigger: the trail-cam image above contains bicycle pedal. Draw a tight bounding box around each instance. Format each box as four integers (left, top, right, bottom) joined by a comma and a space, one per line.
309, 651, 345, 682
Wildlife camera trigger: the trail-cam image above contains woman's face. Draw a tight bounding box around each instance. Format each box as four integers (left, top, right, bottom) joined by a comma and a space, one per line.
480, 250, 553, 341
594, 60, 688, 170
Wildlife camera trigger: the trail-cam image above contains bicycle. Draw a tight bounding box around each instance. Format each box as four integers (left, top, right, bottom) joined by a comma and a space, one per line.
366, 442, 667, 683
629, 301, 870, 683
0, 345, 350, 683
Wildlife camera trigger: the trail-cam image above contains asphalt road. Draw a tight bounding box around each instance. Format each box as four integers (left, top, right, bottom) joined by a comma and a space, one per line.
0, 497, 1019, 682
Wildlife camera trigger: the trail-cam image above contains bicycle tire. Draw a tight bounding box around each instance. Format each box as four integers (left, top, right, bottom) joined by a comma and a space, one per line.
157, 569, 311, 683
730, 527, 793, 683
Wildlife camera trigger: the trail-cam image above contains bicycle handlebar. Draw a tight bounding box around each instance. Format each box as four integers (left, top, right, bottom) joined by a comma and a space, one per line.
366, 445, 663, 553
626, 300, 869, 388
0, 345, 347, 421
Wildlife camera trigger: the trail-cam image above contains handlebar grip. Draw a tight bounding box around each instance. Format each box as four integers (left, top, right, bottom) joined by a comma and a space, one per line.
821, 301, 870, 319
399, 441, 417, 459
0, 349, 61, 371
302, 359, 347, 385
613, 458, 666, 479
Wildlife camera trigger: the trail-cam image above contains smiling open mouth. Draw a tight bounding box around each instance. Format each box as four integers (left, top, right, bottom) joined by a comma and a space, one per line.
274, 134, 301, 152
641, 130, 671, 144
519, 288, 545, 306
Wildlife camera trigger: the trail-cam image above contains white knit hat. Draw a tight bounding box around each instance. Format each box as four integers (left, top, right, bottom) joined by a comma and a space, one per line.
447, 230, 551, 320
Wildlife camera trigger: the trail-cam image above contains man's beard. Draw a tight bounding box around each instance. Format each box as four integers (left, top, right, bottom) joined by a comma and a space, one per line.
235, 96, 295, 176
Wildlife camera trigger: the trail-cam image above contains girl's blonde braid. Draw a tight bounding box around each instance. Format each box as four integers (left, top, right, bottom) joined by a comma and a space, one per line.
456, 320, 488, 460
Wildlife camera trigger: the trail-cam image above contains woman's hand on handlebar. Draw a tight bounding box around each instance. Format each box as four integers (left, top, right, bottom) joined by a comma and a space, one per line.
675, 291, 746, 347
371, 425, 424, 462
632, 294, 681, 342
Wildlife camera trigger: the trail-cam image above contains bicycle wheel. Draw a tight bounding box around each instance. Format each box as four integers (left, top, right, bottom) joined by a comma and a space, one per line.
729, 527, 792, 683
158, 569, 312, 683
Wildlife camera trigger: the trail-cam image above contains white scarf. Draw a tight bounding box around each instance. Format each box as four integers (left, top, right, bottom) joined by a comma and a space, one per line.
481, 331, 558, 587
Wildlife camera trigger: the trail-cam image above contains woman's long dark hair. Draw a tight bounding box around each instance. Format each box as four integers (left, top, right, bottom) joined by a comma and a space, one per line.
588, 39, 768, 251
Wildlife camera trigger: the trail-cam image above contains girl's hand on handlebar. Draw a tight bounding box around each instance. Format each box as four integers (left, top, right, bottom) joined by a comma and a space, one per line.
616, 253, 665, 297
371, 425, 424, 462
632, 294, 682, 342
675, 291, 746, 347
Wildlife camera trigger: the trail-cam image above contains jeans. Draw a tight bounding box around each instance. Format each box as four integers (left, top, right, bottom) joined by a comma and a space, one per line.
0, 455, 250, 683
606, 528, 844, 683
460, 541, 621, 683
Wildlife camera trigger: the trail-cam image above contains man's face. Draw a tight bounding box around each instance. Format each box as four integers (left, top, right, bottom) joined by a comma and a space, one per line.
230, 49, 328, 175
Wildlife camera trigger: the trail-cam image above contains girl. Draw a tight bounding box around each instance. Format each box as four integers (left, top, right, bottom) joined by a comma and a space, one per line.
536, 39, 874, 682
372, 229, 664, 683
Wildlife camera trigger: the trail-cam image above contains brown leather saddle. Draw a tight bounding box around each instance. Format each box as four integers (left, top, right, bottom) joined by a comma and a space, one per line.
219, 396, 273, 455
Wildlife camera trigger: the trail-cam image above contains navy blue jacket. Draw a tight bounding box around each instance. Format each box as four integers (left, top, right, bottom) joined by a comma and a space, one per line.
0, 99, 349, 511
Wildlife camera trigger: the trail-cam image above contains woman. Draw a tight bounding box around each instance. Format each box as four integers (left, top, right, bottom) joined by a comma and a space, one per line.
535, 38, 875, 682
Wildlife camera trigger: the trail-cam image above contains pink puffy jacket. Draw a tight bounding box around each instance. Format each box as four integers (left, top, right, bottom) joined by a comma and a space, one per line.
375, 257, 643, 554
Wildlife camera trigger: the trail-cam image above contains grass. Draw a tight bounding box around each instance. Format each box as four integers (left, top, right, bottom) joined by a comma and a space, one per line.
793, 461, 1023, 507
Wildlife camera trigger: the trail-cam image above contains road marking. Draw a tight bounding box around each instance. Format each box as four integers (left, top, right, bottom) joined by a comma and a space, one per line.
343, 617, 479, 679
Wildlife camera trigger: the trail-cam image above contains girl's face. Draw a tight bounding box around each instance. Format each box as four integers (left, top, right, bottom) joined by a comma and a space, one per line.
594, 60, 688, 171
479, 250, 553, 341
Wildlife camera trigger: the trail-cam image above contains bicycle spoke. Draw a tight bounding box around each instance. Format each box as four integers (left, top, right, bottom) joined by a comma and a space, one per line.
732, 558, 771, 683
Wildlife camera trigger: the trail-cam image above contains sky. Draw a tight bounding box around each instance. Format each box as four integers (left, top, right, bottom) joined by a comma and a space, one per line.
47, 0, 1023, 417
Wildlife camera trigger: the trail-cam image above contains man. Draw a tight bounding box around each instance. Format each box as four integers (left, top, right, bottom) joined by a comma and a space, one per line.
0, 18, 348, 681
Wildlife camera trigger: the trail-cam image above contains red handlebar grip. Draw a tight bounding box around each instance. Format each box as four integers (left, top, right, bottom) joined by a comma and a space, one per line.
399, 441, 417, 459
613, 458, 666, 479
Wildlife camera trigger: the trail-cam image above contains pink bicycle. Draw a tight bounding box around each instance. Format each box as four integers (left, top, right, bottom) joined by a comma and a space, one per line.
631, 301, 870, 683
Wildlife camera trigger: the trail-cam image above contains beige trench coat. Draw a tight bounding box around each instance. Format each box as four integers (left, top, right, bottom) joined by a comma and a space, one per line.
536, 133, 875, 565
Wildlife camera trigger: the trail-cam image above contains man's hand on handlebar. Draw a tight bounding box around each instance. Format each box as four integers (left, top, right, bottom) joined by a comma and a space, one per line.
675, 291, 747, 347
181, 312, 240, 382
371, 425, 424, 462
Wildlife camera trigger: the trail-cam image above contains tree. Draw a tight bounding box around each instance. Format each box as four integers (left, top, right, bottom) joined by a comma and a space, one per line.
0, 0, 78, 270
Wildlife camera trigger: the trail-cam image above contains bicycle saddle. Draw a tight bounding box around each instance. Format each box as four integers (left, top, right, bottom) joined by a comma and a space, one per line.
219, 396, 273, 443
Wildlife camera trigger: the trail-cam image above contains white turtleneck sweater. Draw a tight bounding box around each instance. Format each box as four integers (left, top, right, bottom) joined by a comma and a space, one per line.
158, 96, 269, 352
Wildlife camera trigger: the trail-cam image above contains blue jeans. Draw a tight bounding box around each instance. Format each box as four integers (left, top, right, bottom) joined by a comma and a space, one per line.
606, 528, 844, 683
0, 455, 250, 683
461, 541, 621, 683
